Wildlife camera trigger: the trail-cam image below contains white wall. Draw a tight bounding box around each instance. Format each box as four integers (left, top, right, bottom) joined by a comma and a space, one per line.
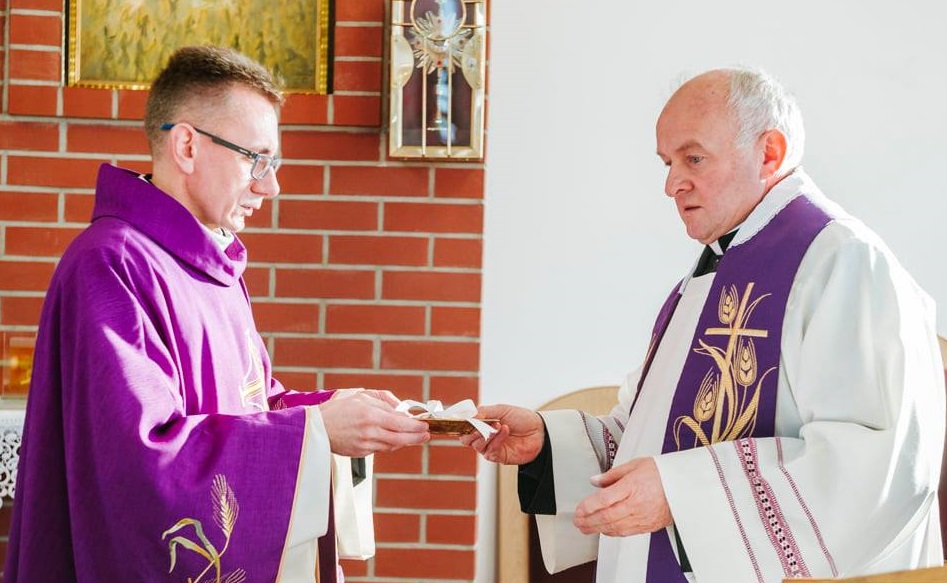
477, 1, 947, 580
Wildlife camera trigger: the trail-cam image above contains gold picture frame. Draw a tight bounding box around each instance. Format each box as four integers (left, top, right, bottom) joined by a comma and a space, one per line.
67, 0, 331, 94
389, 0, 486, 160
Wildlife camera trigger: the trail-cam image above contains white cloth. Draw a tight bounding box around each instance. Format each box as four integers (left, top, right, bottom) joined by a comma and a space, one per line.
536, 170, 946, 583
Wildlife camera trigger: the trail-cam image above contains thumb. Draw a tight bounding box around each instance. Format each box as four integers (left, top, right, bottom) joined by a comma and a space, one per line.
590, 459, 638, 488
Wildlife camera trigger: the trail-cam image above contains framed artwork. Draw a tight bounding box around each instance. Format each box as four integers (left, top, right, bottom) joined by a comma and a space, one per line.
67, 0, 332, 93
389, 0, 486, 160
1, 332, 35, 400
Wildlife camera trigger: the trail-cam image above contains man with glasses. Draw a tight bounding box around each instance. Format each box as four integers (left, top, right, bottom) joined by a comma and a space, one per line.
5, 46, 430, 583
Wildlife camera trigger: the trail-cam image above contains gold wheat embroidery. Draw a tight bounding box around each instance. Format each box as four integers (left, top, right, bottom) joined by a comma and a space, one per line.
673, 282, 777, 449
162, 474, 246, 583
240, 330, 268, 412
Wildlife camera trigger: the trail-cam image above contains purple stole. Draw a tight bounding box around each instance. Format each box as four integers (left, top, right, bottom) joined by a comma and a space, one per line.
630, 195, 832, 582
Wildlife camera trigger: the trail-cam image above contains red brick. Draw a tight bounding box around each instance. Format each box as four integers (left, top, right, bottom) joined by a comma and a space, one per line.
244, 266, 271, 297
67, 124, 149, 155
336, 2, 384, 22
429, 445, 477, 476
381, 340, 479, 372
117, 159, 152, 175
278, 199, 377, 231
434, 237, 482, 268
325, 304, 425, 335
273, 164, 324, 195
5, 226, 84, 257
431, 306, 480, 337
275, 268, 374, 300
9, 13, 61, 46
373, 445, 423, 474
333, 61, 382, 93
116, 89, 149, 121
330, 166, 428, 197
8, 156, 104, 189
239, 232, 323, 263
9, 49, 60, 82
63, 194, 95, 223
11, 0, 61, 8
426, 514, 476, 545
63, 86, 113, 119
281, 130, 380, 162
272, 337, 373, 369
435, 167, 485, 199
385, 202, 482, 234
252, 301, 319, 334
0, 260, 56, 291
373, 512, 421, 543
271, 370, 318, 391
280, 94, 329, 125
334, 26, 384, 58
382, 271, 481, 302
0, 121, 59, 151
329, 235, 427, 266
0, 295, 45, 326
0, 191, 58, 222
430, 376, 479, 404
375, 478, 475, 510
322, 373, 423, 400
374, 548, 475, 579
338, 559, 368, 577
8, 84, 58, 116
333, 94, 382, 127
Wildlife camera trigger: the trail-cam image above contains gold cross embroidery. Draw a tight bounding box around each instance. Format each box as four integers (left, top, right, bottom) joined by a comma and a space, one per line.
673, 282, 776, 448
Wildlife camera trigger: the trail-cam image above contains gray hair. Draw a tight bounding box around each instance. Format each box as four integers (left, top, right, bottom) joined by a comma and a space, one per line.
726, 68, 805, 173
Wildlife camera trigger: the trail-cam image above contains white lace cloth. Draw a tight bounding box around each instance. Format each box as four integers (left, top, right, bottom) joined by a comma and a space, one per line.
0, 407, 26, 506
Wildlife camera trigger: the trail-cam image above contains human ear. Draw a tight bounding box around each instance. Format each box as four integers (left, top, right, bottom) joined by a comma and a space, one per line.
759, 129, 787, 180
167, 124, 198, 176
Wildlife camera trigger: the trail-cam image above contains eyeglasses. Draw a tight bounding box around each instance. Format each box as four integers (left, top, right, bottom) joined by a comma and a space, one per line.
160, 123, 281, 180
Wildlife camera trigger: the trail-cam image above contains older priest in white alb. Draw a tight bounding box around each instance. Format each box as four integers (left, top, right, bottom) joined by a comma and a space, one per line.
463, 68, 945, 583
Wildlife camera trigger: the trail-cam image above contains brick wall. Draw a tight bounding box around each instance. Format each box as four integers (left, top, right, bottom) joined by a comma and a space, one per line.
0, 0, 485, 581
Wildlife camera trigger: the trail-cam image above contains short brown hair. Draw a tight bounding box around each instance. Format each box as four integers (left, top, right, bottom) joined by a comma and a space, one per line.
143, 45, 284, 152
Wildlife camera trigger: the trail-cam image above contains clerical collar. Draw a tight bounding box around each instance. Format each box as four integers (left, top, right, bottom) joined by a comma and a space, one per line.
693, 229, 739, 278
710, 229, 738, 254
203, 224, 234, 249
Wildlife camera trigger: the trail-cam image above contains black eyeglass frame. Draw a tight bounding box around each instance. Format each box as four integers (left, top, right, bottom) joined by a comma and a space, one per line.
160, 122, 281, 180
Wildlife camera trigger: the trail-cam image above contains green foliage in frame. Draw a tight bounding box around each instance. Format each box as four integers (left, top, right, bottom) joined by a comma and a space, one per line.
67, 0, 331, 94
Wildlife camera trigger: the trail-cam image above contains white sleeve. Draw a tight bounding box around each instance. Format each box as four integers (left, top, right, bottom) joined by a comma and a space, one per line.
278, 405, 334, 580
655, 220, 945, 582
535, 368, 642, 573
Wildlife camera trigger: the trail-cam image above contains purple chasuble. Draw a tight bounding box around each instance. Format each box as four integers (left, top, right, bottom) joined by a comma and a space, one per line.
6, 164, 337, 582
631, 195, 832, 583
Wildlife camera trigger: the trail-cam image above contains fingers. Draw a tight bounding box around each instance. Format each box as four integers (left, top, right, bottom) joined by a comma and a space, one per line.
320, 395, 431, 456
590, 459, 637, 488
362, 389, 401, 407
573, 458, 672, 537
574, 484, 633, 535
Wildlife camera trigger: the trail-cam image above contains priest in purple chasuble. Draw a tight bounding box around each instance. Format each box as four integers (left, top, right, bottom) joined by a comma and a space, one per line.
463, 68, 945, 582
4, 46, 431, 583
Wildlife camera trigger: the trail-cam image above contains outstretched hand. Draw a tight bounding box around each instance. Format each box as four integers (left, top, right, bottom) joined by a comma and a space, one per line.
319, 391, 430, 457
458, 404, 545, 465
573, 457, 672, 537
